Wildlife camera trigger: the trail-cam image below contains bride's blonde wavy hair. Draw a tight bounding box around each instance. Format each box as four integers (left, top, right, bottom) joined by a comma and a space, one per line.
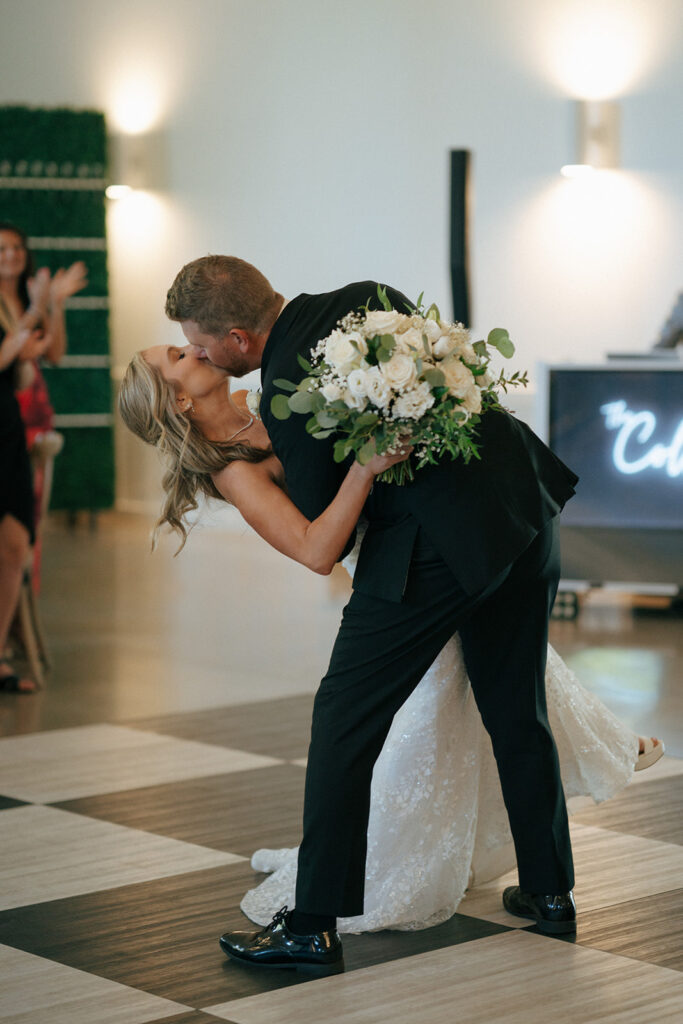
118, 351, 271, 551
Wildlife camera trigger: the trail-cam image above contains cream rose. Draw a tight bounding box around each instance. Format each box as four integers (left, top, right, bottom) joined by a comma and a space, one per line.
343, 390, 367, 411
321, 381, 343, 402
442, 357, 474, 398
461, 385, 482, 415
347, 368, 369, 398
364, 366, 392, 409
363, 310, 411, 336
380, 352, 417, 391
325, 330, 358, 369
393, 382, 435, 420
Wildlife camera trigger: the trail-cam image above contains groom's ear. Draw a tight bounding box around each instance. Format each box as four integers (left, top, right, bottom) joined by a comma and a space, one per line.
228, 328, 257, 353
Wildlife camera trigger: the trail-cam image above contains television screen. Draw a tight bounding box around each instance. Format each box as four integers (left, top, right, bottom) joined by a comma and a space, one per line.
547, 366, 683, 529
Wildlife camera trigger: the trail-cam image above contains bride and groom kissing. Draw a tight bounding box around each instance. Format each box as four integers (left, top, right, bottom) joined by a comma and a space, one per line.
120, 255, 661, 972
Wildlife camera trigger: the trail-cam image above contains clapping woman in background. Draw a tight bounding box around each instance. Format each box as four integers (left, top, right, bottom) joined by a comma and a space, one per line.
0, 223, 86, 692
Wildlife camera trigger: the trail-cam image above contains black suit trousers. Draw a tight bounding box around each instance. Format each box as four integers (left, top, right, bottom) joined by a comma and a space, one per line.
294, 516, 575, 917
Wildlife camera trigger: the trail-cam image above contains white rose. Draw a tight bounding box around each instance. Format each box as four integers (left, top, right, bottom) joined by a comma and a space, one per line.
343, 390, 368, 411
442, 357, 475, 398
432, 334, 458, 359
321, 381, 343, 402
363, 309, 411, 336
347, 330, 368, 356
461, 385, 482, 415
347, 368, 369, 398
245, 391, 261, 417
421, 319, 444, 343
364, 366, 392, 409
394, 382, 435, 420
325, 330, 357, 368
381, 352, 417, 391
394, 327, 424, 354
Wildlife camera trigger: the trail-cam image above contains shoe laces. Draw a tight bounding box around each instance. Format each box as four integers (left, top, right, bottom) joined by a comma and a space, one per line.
269, 905, 289, 930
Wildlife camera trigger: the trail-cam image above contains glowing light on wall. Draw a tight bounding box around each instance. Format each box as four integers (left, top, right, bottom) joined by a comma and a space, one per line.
107, 189, 166, 246
537, 2, 659, 99
108, 72, 164, 134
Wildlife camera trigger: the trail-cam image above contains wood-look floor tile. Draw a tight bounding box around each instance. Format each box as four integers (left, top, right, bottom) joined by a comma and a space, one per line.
458, 822, 683, 927
572, 774, 683, 845
124, 696, 314, 761
0, 724, 282, 802
55, 764, 307, 857
0, 806, 244, 911
0, 943, 190, 1024
205, 929, 683, 1024
576, 888, 683, 971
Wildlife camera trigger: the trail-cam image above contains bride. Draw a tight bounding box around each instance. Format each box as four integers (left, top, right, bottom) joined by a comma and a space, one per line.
119, 343, 663, 933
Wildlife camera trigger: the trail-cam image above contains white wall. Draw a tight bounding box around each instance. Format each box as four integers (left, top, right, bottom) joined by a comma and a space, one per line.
2, 0, 682, 506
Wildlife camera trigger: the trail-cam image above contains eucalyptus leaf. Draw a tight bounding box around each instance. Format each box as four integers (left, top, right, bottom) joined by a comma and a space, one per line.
316, 410, 339, 428
288, 390, 315, 414
297, 353, 313, 372
333, 439, 351, 463
353, 411, 380, 429
422, 368, 446, 387
313, 429, 336, 439
473, 340, 488, 357
270, 394, 292, 420
488, 328, 515, 358
358, 439, 376, 465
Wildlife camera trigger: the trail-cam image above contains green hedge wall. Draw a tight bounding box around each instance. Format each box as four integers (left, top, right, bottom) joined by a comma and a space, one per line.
0, 105, 113, 511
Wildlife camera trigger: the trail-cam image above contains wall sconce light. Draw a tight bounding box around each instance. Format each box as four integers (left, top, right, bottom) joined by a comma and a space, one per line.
106, 131, 166, 199
561, 100, 620, 178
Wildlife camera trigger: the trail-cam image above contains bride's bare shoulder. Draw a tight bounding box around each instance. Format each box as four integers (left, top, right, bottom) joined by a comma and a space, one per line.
212, 451, 283, 502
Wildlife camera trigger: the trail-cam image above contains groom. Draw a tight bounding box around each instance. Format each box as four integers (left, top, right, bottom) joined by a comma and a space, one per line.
166, 256, 579, 968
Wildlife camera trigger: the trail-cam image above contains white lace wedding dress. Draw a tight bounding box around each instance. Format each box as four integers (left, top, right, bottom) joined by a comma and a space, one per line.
240, 530, 638, 933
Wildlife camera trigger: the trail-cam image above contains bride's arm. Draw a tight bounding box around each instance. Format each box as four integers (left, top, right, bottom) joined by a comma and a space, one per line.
213, 449, 408, 575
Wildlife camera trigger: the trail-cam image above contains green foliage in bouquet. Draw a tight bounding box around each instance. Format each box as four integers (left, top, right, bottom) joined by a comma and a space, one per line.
271, 286, 527, 484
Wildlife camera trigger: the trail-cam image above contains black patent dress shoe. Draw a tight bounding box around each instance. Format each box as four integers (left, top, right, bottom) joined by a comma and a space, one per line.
503, 886, 577, 934
219, 906, 344, 972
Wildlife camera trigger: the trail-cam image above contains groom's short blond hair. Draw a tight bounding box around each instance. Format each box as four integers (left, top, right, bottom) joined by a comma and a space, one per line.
165, 255, 281, 338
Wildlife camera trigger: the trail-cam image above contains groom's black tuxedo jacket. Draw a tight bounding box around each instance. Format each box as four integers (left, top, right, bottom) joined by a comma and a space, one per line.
260, 281, 578, 603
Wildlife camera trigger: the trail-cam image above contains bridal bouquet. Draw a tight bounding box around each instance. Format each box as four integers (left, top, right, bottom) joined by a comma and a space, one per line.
271, 287, 527, 483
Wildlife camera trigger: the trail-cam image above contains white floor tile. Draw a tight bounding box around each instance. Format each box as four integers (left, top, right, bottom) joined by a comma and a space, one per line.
0, 724, 282, 802
205, 930, 683, 1023
0, 805, 244, 910
0, 943, 190, 1024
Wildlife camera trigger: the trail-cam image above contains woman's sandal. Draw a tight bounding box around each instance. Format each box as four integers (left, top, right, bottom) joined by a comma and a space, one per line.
0, 659, 39, 694
635, 736, 665, 772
